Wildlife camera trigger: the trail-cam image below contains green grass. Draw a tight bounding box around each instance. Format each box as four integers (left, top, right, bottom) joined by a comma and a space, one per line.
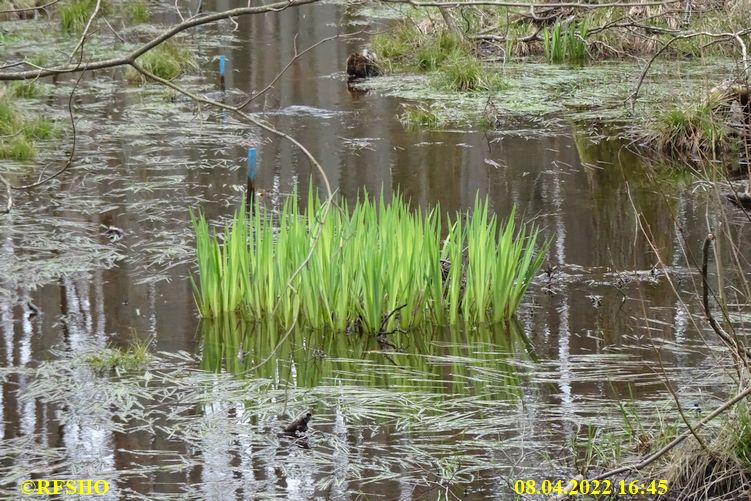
0, 96, 58, 160
0, 137, 34, 160
29, 54, 47, 67
124, 0, 150, 23
543, 19, 589, 64
371, 23, 420, 71
23, 116, 57, 140
414, 31, 465, 72
83, 338, 151, 373
10, 81, 41, 98
192, 187, 548, 331
373, 26, 473, 75
61, 0, 110, 34
399, 103, 442, 128
128, 41, 194, 82
648, 100, 730, 158
434, 53, 507, 92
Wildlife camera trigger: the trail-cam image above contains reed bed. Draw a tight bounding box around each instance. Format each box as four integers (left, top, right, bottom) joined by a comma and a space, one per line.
192, 189, 547, 331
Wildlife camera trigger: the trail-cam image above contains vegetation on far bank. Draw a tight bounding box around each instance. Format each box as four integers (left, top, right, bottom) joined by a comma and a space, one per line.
369, 3, 750, 159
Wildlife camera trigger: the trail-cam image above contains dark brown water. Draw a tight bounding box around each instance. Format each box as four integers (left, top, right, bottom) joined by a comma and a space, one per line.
0, 2, 746, 500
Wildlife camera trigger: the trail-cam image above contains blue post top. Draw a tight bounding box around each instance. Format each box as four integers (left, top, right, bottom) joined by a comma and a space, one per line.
219, 55, 225, 77
247, 148, 257, 181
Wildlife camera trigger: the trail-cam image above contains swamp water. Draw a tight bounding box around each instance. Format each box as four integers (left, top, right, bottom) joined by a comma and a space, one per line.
0, 1, 748, 499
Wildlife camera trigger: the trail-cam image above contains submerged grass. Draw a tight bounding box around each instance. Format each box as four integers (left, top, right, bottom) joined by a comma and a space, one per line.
399, 103, 443, 128
83, 338, 151, 374
192, 188, 548, 331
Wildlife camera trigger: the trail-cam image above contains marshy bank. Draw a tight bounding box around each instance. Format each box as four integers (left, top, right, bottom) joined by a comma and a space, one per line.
0, 0, 750, 499
365, 0, 750, 166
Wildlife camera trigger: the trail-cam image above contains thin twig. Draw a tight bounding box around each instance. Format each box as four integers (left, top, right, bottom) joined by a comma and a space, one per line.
67, 0, 102, 64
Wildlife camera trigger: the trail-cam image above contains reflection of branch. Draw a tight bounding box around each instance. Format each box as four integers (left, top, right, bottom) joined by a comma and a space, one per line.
0, 0, 321, 81
238, 30, 363, 110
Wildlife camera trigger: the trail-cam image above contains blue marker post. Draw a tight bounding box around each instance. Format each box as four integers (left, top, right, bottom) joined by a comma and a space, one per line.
247, 147, 257, 214
219, 55, 226, 91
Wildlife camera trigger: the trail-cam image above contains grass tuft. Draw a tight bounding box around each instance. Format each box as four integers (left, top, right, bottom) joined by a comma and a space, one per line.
61, 0, 110, 34
128, 41, 194, 82
10, 81, 41, 98
192, 187, 548, 331
0, 137, 35, 160
647, 99, 731, 158
0, 96, 58, 160
124, 0, 150, 23
83, 338, 151, 374
433, 53, 507, 92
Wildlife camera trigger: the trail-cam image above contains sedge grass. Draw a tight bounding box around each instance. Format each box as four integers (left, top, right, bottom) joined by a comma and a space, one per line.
192, 188, 548, 331
544, 19, 589, 64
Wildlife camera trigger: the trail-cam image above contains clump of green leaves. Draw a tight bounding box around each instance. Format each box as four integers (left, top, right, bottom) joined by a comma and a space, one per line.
61, 0, 110, 34
0, 96, 58, 160
543, 19, 589, 64
192, 187, 548, 331
83, 338, 151, 374
128, 41, 194, 82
